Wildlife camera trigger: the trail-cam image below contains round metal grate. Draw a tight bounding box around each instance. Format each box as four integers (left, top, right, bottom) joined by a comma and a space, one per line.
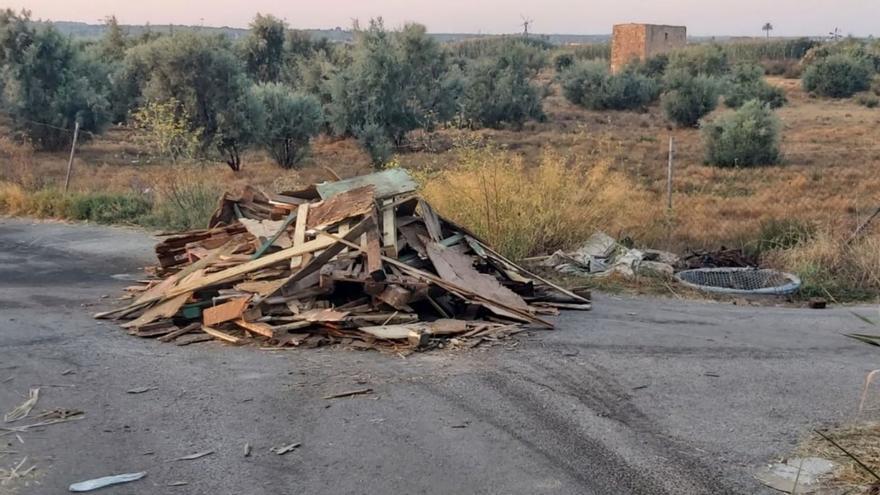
675, 267, 801, 295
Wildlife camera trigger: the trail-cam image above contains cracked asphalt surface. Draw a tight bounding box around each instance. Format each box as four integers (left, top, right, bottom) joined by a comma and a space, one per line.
1, 218, 878, 494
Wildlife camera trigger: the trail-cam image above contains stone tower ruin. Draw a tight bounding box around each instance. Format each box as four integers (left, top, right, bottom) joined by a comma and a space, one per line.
610, 23, 687, 73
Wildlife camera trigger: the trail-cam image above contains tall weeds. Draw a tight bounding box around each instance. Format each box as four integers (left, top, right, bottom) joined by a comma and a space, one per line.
420, 148, 657, 260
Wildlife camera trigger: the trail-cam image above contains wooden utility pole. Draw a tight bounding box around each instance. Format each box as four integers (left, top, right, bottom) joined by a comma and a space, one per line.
667, 135, 674, 210
64, 121, 80, 193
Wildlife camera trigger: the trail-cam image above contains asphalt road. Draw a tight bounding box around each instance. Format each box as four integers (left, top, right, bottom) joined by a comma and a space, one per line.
1, 218, 878, 495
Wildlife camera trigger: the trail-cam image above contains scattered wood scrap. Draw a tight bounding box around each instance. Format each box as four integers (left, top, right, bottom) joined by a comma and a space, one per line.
323, 388, 374, 400
95, 170, 590, 352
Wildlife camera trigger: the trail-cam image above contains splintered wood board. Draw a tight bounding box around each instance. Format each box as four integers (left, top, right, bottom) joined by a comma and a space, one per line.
316, 169, 418, 200
121, 292, 191, 329
306, 185, 376, 230
203, 297, 251, 326
426, 243, 529, 311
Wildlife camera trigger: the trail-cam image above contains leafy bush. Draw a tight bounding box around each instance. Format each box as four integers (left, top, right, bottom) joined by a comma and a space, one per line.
130, 99, 202, 162
752, 218, 815, 254
724, 63, 786, 109
327, 20, 457, 165
667, 44, 729, 76
251, 83, 323, 168
560, 60, 659, 111
802, 54, 873, 98
856, 92, 879, 108
122, 32, 255, 168
702, 100, 781, 167
661, 71, 722, 127
0, 15, 111, 150
554, 52, 574, 71
634, 54, 669, 79
241, 14, 286, 83
452, 36, 550, 70
458, 44, 544, 128
145, 171, 219, 230
68, 194, 152, 224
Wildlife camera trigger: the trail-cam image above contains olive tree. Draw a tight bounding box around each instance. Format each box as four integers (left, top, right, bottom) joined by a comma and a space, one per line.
326, 20, 457, 165
241, 14, 286, 83
122, 32, 258, 169
251, 82, 323, 168
0, 16, 110, 150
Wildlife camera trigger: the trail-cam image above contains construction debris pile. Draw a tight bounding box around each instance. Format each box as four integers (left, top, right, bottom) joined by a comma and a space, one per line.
95, 170, 590, 352
541, 232, 680, 279
541, 232, 758, 279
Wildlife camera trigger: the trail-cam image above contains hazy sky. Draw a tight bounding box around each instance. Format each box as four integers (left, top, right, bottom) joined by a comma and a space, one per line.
16, 0, 880, 37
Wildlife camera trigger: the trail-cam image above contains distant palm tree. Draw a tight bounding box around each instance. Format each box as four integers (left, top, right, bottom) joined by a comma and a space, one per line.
762, 22, 774, 40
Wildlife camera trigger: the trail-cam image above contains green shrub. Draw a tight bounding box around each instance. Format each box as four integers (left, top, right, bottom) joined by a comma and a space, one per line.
458, 46, 544, 128
856, 92, 879, 108
251, 83, 323, 168
667, 44, 729, 76
802, 54, 873, 98
553, 52, 574, 71
68, 194, 152, 224
145, 179, 218, 231
702, 100, 781, 167
751, 218, 815, 255
560, 60, 659, 111
635, 54, 669, 79
130, 99, 202, 162
355, 121, 395, 166
724, 63, 787, 109
327, 20, 458, 165
661, 71, 722, 127
0, 15, 111, 150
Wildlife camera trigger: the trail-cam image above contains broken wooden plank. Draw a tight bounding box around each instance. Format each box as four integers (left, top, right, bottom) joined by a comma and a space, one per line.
233, 319, 276, 338
313, 229, 552, 328
376, 285, 413, 310
381, 198, 398, 257
316, 168, 418, 200
465, 236, 591, 306
203, 297, 251, 326
426, 242, 530, 319
306, 185, 375, 230
418, 199, 443, 242
175, 334, 214, 346
157, 323, 200, 343
322, 388, 374, 400
290, 203, 309, 269
249, 210, 297, 259
98, 234, 340, 318
359, 324, 423, 340
234, 279, 287, 297
121, 291, 191, 329
269, 217, 376, 299
201, 326, 243, 344
362, 217, 384, 278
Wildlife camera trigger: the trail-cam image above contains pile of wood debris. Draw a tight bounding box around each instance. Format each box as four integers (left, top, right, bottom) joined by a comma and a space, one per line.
95, 170, 590, 352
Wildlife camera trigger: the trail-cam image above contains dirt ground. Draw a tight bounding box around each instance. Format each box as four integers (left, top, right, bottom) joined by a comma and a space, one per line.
9, 75, 880, 253
2, 218, 880, 494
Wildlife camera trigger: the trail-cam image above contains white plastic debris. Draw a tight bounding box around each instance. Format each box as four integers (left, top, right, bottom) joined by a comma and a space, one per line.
754, 457, 837, 493
69, 471, 146, 492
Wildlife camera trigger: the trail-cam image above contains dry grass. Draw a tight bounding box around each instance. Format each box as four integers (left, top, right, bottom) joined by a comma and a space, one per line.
795, 422, 880, 491
764, 230, 880, 299
2, 74, 880, 295
419, 148, 659, 259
